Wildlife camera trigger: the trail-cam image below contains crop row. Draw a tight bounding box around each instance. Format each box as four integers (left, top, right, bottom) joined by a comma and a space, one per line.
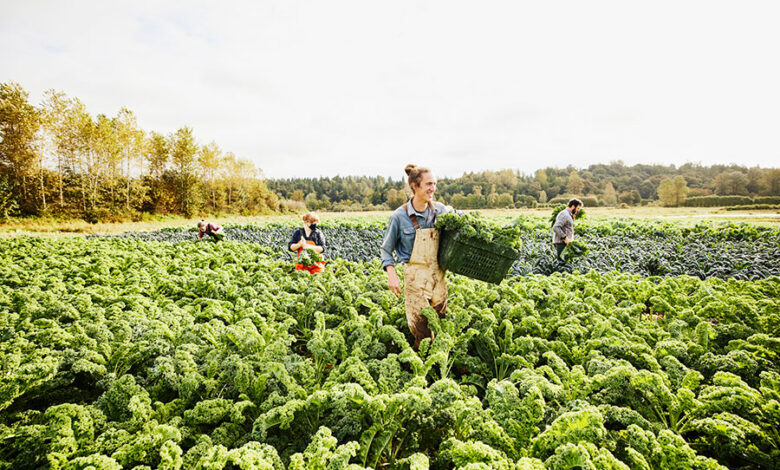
1, 237, 778, 469
104, 218, 780, 280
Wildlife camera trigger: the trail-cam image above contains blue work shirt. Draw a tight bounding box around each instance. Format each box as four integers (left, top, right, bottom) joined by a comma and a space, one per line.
380, 199, 462, 269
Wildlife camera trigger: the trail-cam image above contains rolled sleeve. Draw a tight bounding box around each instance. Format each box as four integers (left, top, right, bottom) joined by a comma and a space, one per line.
380, 215, 400, 269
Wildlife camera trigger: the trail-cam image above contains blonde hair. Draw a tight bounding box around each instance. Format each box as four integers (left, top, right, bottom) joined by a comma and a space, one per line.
302, 212, 320, 224
404, 164, 431, 191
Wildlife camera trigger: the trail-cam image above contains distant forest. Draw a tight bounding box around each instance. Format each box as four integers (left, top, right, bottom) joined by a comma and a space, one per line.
269, 162, 780, 211
2, 81, 780, 221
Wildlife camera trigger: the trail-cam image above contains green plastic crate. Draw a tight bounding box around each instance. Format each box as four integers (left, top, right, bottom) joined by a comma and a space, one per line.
437, 229, 519, 284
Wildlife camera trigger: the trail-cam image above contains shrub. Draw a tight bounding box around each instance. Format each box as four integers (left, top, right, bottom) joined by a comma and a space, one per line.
724, 204, 780, 211
753, 196, 780, 205
280, 199, 307, 212
682, 195, 753, 207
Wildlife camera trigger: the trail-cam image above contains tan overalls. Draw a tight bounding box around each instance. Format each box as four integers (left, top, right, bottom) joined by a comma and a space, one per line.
403, 204, 448, 349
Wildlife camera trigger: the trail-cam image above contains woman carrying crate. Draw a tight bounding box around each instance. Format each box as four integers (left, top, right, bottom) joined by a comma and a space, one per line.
381, 164, 463, 349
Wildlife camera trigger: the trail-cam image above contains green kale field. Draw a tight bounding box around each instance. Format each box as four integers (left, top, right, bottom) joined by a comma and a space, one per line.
108, 217, 780, 280
2, 217, 779, 469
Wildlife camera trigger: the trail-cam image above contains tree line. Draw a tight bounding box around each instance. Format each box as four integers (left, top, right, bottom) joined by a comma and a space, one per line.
4, 81, 780, 220
268, 163, 780, 211
0, 82, 278, 221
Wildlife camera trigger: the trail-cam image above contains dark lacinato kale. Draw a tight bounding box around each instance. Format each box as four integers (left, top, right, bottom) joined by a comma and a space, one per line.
90, 217, 780, 280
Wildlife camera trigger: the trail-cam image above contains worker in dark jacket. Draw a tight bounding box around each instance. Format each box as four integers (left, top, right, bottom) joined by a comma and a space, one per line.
289, 212, 326, 273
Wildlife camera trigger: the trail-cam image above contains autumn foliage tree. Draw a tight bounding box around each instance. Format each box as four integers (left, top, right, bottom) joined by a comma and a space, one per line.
0, 82, 278, 221
657, 176, 689, 207
0, 82, 41, 214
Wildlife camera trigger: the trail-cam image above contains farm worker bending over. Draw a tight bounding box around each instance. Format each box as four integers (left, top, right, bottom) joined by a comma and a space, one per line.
381, 164, 463, 349
289, 212, 326, 274
197, 220, 225, 242
552, 198, 583, 261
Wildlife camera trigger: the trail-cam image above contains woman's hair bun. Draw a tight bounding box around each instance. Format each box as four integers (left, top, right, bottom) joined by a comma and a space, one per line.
404, 164, 417, 176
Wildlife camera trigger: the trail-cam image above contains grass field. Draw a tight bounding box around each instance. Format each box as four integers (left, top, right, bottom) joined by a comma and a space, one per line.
0, 206, 778, 238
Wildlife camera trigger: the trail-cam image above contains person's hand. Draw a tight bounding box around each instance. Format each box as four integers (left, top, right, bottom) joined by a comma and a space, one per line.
386, 267, 401, 296
564, 237, 571, 245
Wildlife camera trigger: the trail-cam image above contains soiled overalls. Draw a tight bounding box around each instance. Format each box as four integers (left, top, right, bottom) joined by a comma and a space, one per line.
403, 203, 447, 349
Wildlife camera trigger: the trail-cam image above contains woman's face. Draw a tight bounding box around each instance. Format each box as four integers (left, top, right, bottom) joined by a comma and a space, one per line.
413, 172, 437, 204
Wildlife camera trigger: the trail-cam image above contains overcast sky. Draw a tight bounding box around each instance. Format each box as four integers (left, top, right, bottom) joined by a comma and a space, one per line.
2, 1, 779, 179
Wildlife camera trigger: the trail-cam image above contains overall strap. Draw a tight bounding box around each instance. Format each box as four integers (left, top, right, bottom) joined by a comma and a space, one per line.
403, 203, 421, 230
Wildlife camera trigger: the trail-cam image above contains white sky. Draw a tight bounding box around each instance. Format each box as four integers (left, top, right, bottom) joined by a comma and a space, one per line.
2, 1, 779, 179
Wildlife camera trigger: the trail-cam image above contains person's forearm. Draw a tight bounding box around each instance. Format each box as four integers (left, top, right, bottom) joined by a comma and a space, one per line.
386, 264, 401, 295
385, 264, 397, 279
380, 244, 396, 268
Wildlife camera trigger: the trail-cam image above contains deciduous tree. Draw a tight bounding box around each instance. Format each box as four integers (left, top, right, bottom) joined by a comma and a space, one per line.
199, 141, 222, 211
601, 182, 617, 205
0, 82, 41, 212
657, 176, 688, 207
566, 170, 584, 195
713, 171, 749, 195
169, 127, 199, 216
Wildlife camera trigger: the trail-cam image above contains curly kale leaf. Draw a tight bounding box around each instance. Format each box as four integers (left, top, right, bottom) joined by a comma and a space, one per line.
436, 212, 523, 250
